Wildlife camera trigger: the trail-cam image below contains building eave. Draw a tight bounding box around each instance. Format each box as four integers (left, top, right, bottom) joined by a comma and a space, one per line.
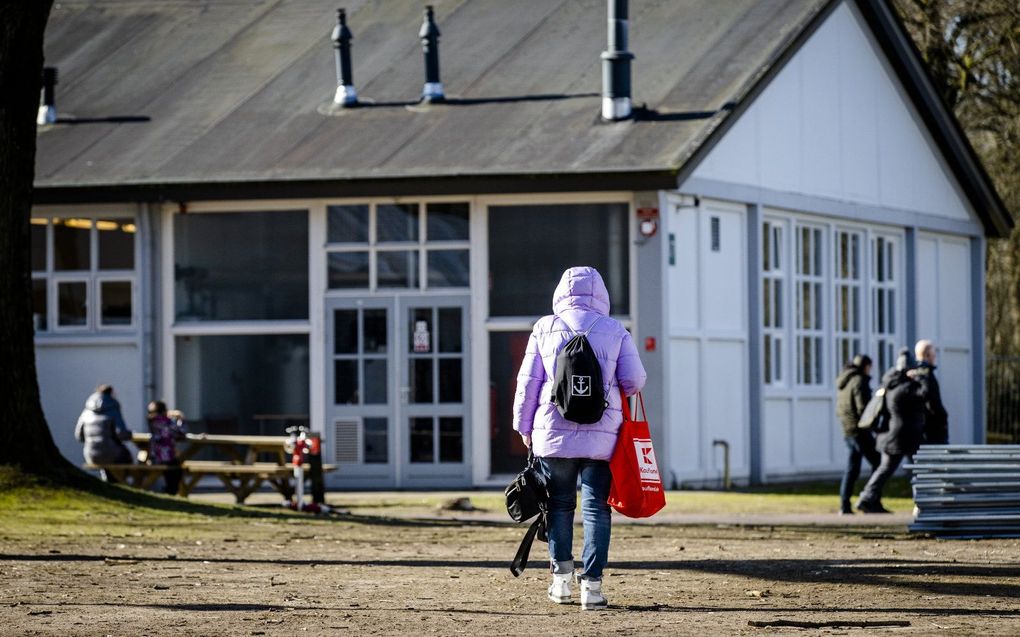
31, 170, 680, 205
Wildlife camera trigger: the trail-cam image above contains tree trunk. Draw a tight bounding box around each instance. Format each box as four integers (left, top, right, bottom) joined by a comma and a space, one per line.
0, 1, 71, 474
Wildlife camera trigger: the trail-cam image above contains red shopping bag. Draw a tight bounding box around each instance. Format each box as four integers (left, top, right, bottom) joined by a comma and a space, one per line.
607, 391, 666, 518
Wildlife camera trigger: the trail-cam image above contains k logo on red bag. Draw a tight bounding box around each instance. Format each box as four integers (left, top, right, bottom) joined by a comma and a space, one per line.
607, 392, 666, 518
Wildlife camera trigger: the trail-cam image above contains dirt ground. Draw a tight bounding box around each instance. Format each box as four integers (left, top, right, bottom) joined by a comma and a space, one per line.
2, 506, 1019, 637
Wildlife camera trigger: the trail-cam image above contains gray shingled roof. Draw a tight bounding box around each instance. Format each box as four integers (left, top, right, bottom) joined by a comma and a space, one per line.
32, 0, 1013, 237
35, 0, 825, 188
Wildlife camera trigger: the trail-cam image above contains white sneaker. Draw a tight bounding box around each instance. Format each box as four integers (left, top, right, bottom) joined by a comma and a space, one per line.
548, 572, 573, 604
580, 578, 607, 610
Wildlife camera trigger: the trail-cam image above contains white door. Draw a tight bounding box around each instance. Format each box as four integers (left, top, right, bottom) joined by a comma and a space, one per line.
325, 296, 470, 487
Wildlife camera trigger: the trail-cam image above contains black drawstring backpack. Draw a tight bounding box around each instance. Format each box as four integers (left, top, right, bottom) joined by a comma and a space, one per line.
550, 316, 608, 424
504, 449, 548, 577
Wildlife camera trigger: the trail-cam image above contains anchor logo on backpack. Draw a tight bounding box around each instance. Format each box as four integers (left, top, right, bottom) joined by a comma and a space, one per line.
571, 375, 591, 397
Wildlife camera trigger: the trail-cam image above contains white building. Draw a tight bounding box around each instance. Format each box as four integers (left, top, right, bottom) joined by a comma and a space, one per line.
33, 0, 1012, 487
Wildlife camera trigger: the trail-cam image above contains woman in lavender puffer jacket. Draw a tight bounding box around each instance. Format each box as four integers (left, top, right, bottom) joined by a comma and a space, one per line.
513, 266, 646, 610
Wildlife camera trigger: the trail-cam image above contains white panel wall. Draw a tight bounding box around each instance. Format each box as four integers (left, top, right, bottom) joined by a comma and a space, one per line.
763, 398, 792, 472
915, 236, 939, 341
37, 343, 145, 464
793, 399, 836, 470
668, 339, 701, 476
666, 198, 748, 485
916, 233, 974, 443
692, 1, 976, 225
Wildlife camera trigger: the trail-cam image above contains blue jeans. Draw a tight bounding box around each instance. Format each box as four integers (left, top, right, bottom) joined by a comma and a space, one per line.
538, 457, 612, 581
839, 431, 881, 509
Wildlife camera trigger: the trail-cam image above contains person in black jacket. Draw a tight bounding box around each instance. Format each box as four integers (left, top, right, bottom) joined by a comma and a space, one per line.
914, 339, 949, 444
836, 355, 880, 514
856, 349, 926, 513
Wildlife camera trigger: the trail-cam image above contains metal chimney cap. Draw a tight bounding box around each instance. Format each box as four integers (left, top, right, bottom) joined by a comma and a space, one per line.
419, 5, 440, 39
332, 7, 352, 45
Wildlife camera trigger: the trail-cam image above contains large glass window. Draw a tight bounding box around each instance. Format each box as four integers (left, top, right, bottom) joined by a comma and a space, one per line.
31, 219, 47, 271
489, 330, 533, 474
762, 220, 784, 385
53, 218, 91, 271
175, 334, 310, 437
488, 203, 630, 316
834, 230, 863, 371
31, 214, 136, 332
325, 202, 470, 291
794, 225, 825, 386
871, 236, 899, 372
761, 216, 903, 388
99, 281, 133, 326
97, 219, 135, 270
174, 210, 308, 321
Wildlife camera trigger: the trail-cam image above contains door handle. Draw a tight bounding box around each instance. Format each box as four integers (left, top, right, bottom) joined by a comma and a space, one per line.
399, 386, 410, 404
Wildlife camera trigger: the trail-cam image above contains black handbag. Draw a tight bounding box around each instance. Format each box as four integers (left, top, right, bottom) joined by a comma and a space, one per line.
504, 449, 549, 577
858, 386, 889, 431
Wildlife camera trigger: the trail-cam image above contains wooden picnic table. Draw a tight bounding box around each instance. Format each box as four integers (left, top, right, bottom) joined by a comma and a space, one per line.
132, 432, 291, 465
83, 433, 337, 503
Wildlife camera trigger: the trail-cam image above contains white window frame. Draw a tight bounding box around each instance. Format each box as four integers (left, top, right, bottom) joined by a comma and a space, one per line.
53, 275, 92, 331
761, 217, 787, 387
870, 233, 900, 373
324, 201, 471, 294
96, 277, 137, 329
31, 211, 138, 334
794, 222, 827, 387
476, 192, 637, 485
833, 227, 864, 372
760, 209, 905, 396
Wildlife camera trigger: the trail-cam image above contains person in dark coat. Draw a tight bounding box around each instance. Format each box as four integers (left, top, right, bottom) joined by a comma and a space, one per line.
74, 384, 134, 482
856, 349, 926, 513
914, 339, 949, 445
836, 355, 880, 514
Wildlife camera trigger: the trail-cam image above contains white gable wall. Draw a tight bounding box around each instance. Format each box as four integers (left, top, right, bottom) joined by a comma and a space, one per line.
692, 1, 977, 226
667, 0, 984, 483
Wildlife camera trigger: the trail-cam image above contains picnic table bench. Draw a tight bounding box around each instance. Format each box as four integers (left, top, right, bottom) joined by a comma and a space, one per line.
84, 432, 336, 503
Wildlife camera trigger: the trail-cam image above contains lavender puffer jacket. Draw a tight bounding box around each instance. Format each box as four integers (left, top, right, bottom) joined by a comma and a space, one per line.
512, 267, 647, 461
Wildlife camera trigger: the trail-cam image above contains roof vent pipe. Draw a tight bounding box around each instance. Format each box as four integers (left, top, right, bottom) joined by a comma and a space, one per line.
37, 67, 57, 125
332, 8, 358, 106
601, 0, 633, 121
419, 5, 445, 103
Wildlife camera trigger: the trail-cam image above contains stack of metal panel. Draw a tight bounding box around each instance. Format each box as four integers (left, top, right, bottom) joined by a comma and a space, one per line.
906, 445, 1020, 538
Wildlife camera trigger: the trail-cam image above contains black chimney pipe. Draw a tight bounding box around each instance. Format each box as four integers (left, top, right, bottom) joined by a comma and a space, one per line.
38, 66, 57, 125
332, 8, 357, 106
601, 0, 633, 120
419, 5, 445, 103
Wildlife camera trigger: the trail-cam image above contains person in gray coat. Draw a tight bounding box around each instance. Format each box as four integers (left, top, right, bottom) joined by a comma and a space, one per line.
74, 384, 134, 482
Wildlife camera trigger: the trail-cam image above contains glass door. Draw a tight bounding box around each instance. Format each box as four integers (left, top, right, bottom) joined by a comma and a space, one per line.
398, 296, 471, 486
325, 297, 396, 487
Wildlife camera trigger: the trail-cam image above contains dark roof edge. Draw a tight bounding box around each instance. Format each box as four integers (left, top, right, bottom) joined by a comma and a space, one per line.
673, 0, 842, 190
853, 0, 1013, 238
31, 170, 679, 205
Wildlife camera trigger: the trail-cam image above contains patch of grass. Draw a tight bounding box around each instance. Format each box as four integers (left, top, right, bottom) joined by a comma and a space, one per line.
0, 465, 297, 541
0, 463, 915, 545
